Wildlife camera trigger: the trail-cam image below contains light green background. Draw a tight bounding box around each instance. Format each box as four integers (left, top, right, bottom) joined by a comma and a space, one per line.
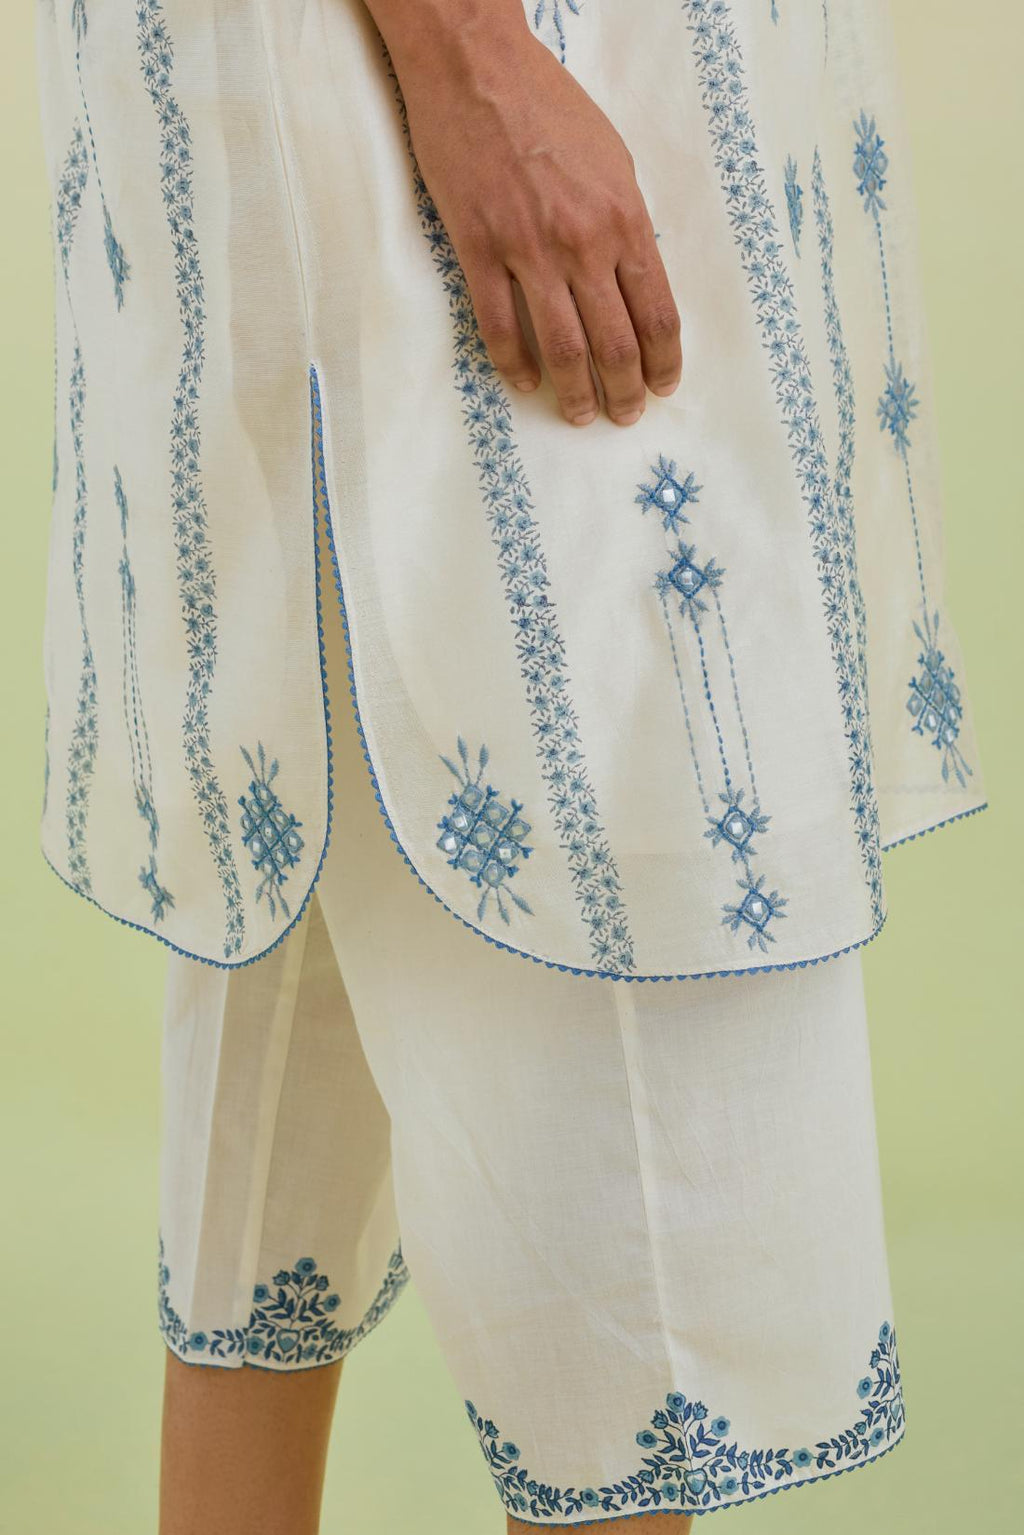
1, 4, 1020, 1532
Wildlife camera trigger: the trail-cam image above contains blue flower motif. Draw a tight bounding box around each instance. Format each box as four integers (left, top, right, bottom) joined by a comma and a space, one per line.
295, 1257, 317, 1276
253, 1284, 269, 1303
857, 1376, 874, 1398
636, 1429, 659, 1448
721, 1475, 739, 1495
793, 1447, 813, 1467
853, 110, 889, 216
711, 1416, 730, 1436
580, 1488, 600, 1506
323, 1293, 341, 1312
501, 1441, 520, 1460
722, 872, 788, 951
188, 1331, 208, 1351
877, 360, 918, 452
871, 1426, 886, 1445
662, 1481, 679, 1500
879, 1322, 892, 1344
666, 1391, 687, 1412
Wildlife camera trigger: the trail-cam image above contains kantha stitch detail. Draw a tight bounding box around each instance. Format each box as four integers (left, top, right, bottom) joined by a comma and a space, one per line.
158, 1242, 410, 1367
852, 110, 972, 786
55, 126, 97, 898
437, 739, 534, 926
389, 52, 636, 973
784, 157, 803, 256
116, 467, 174, 923
637, 457, 788, 952
533, 0, 582, 64
685, 0, 883, 928
70, 0, 129, 307
238, 744, 305, 922
467, 1322, 904, 1520
137, 0, 245, 955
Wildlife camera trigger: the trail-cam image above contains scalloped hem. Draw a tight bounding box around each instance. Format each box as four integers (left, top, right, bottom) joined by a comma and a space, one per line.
38, 362, 988, 982
504, 1425, 907, 1526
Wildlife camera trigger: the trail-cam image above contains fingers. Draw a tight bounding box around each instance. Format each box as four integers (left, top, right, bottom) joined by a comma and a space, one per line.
616, 235, 683, 399
465, 259, 542, 394
516, 271, 601, 426
570, 277, 647, 425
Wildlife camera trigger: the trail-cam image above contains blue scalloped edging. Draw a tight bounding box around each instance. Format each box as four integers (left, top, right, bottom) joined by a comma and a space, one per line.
40, 363, 989, 982
505, 1428, 906, 1526
881, 799, 988, 852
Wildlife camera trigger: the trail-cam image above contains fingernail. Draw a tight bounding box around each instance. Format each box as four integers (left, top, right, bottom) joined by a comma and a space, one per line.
652, 378, 681, 397
514, 378, 539, 392
612, 408, 644, 426
570, 408, 598, 426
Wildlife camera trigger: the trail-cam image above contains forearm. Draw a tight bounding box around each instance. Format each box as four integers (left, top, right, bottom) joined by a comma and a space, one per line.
361, 0, 531, 75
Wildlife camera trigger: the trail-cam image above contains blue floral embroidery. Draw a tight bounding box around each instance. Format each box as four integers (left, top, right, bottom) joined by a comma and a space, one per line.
467, 1322, 903, 1520
784, 156, 803, 256
137, 0, 246, 954
438, 739, 534, 925
852, 110, 972, 786
158, 1242, 410, 1366
637, 457, 787, 951
810, 149, 869, 702
55, 126, 98, 898
533, 0, 582, 64
238, 744, 304, 922
71, 0, 129, 307
116, 467, 174, 923
685, 1, 882, 928
388, 54, 635, 973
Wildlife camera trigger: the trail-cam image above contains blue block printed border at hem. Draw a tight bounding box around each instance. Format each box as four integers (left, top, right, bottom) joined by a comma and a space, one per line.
40, 362, 989, 983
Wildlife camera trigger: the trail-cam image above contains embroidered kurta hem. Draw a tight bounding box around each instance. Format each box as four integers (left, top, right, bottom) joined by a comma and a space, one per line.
36, 0, 985, 977
158, 593, 906, 1523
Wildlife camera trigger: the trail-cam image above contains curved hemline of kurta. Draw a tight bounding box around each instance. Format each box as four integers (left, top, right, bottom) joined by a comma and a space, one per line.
38, 377, 989, 979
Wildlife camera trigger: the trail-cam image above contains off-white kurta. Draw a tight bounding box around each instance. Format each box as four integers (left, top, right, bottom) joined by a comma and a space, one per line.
36, 0, 986, 975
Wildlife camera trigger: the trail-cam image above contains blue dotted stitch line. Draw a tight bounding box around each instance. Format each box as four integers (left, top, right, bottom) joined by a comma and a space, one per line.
685, 0, 883, 926
711, 589, 760, 806
71, 0, 129, 307
136, 0, 245, 957
658, 589, 710, 815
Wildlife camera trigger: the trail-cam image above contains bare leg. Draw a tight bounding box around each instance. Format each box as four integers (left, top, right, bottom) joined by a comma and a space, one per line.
160, 1350, 342, 1535
509, 1514, 693, 1533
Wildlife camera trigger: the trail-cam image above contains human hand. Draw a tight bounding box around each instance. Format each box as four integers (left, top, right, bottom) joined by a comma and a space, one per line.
383, 8, 682, 427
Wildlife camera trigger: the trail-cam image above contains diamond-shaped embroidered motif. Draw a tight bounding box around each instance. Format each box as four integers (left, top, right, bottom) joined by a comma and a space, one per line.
239, 743, 304, 921
438, 741, 534, 924
722, 874, 788, 952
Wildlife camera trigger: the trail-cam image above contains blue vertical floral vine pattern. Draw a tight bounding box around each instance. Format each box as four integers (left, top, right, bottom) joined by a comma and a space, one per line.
532, 0, 582, 64
55, 124, 98, 898
116, 467, 174, 922
386, 51, 635, 974
636, 458, 788, 952
684, 0, 883, 930
137, 0, 245, 956
852, 111, 971, 786
70, 0, 129, 307
158, 1241, 410, 1366
811, 148, 869, 702
467, 1321, 904, 1520
437, 739, 534, 925
238, 744, 305, 922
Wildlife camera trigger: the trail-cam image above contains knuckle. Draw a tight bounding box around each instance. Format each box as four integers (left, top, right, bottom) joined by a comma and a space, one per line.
638, 303, 682, 345
544, 331, 588, 372
594, 333, 642, 371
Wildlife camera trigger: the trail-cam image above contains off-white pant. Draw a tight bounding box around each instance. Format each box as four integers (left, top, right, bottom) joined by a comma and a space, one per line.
158, 550, 905, 1525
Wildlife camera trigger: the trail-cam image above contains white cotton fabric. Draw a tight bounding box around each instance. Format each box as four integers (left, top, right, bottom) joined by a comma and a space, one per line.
36, 0, 985, 977
159, 579, 905, 1522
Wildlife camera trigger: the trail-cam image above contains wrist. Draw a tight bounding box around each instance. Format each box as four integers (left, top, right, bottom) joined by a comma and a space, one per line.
368, 0, 533, 80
